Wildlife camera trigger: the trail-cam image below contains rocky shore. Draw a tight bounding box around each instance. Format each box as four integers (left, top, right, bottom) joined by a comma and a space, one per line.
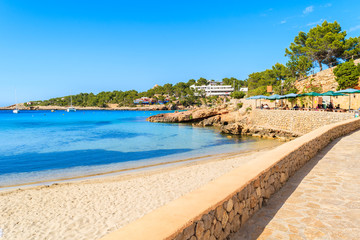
147, 104, 299, 141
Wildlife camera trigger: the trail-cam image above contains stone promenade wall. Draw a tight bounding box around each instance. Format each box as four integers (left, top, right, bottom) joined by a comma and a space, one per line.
101, 118, 360, 240
250, 109, 354, 135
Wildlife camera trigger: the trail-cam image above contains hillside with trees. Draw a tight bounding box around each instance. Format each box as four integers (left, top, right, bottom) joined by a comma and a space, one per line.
247, 21, 360, 96
28, 21, 359, 108
28, 78, 246, 108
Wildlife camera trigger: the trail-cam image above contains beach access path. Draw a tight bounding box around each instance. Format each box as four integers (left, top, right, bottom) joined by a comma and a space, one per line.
231, 130, 360, 239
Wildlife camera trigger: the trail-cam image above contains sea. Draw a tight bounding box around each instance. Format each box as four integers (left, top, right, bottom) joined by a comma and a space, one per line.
0, 110, 279, 187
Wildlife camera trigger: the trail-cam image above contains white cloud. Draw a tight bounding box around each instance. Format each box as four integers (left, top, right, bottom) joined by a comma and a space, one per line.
281, 20, 287, 24
303, 6, 314, 14
349, 25, 360, 32
307, 19, 324, 26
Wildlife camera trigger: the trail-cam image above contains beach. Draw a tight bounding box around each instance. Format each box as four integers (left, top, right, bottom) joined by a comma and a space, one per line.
0, 147, 278, 240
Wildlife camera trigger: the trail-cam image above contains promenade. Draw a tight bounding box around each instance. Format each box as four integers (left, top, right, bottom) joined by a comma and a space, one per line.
231, 130, 360, 239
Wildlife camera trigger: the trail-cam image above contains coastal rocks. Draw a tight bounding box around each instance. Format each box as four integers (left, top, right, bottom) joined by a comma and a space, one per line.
220, 123, 243, 135
148, 105, 300, 140
195, 115, 222, 127
147, 106, 228, 123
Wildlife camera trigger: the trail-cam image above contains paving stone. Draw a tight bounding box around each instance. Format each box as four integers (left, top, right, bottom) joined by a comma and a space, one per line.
230, 130, 360, 239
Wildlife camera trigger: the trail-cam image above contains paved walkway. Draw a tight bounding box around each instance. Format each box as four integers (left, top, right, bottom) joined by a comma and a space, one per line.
231, 130, 360, 240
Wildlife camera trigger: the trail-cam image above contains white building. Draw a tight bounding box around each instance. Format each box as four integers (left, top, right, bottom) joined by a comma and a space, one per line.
190, 83, 234, 96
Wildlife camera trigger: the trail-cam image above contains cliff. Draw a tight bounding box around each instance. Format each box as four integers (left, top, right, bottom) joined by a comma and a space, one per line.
295, 59, 360, 93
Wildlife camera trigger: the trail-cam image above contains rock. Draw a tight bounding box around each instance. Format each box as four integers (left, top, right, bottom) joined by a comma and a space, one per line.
195, 221, 205, 239
221, 211, 229, 228
280, 172, 288, 183
220, 123, 242, 135
198, 115, 221, 127
183, 223, 195, 239
147, 107, 221, 123
213, 221, 223, 239
202, 214, 212, 230
228, 210, 235, 223
215, 205, 225, 221
201, 230, 211, 240
225, 199, 233, 212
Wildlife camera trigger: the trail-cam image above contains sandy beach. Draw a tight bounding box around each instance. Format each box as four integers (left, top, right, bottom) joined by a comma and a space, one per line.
0, 147, 278, 240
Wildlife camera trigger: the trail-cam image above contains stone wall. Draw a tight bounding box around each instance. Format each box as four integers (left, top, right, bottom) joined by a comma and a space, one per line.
100, 118, 360, 240
294, 59, 360, 110
250, 109, 354, 135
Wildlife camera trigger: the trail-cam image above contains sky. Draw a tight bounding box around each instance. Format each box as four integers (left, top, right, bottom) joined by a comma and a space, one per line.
0, 0, 360, 106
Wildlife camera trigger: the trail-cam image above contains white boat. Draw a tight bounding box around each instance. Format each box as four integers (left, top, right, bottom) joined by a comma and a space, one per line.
66, 95, 76, 112
67, 107, 76, 112
13, 90, 19, 114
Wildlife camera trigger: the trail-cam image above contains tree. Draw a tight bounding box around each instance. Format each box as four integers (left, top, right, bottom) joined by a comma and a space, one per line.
285, 21, 347, 71
196, 77, 208, 86
186, 79, 196, 86
343, 37, 360, 60
333, 60, 360, 90
230, 91, 246, 99
286, 55, 313, 78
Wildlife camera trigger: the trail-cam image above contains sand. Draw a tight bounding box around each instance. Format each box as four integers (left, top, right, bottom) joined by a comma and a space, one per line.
0, 148, 275, 240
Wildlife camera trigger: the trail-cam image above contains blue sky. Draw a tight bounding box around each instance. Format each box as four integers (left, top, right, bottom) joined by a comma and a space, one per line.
0, 1, 360, 106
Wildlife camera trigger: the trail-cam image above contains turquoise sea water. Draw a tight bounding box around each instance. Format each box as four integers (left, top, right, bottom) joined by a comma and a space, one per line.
0, 110, 277, 186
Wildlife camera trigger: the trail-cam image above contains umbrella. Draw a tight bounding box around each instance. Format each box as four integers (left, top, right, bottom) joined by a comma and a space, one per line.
321, 91, 346, 96
298, 92, 322, 97
336, 88, 360, 94
279, 93, 298, 99
335, 88, 360, 110
298, 92, 322, 108
252, 95, 269, 108
267, 94, 282, 100
320, 91, 346, 109
279, 93, 298, 108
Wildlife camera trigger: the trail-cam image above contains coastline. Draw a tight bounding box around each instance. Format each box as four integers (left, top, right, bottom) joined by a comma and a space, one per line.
0, 146, 276, 190
0, 145, 280, 240
0, 105, 190, 111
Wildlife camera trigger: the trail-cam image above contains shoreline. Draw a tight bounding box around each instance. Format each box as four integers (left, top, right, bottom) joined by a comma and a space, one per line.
0, 105, 191, 111
0, 143, 281, 191
0, 145, 280, 240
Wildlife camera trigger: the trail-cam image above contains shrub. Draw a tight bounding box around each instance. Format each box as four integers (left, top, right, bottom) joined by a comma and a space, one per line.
236, 102, 243, 110
231, 91, 246, 99
334, 60, 360, 90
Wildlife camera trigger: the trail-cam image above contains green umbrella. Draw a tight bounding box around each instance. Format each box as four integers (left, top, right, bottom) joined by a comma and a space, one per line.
321, 91, 346, 96
320, 91, 346, 109
336, 88, 360, 110
298, 92, 322, 97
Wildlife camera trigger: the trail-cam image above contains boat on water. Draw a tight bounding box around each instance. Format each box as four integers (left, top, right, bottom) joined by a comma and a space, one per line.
13, 90, 19, 114
66, 95, 76, 112
66, 107, 76, 112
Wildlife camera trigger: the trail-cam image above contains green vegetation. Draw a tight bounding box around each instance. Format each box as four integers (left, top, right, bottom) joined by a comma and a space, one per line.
236, 102, 243, 110
334, 60, 360, 90
29, 21, 359, 107
248, 20, 360, 96
230, 91, 246, 99
28, 77, 244, 108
